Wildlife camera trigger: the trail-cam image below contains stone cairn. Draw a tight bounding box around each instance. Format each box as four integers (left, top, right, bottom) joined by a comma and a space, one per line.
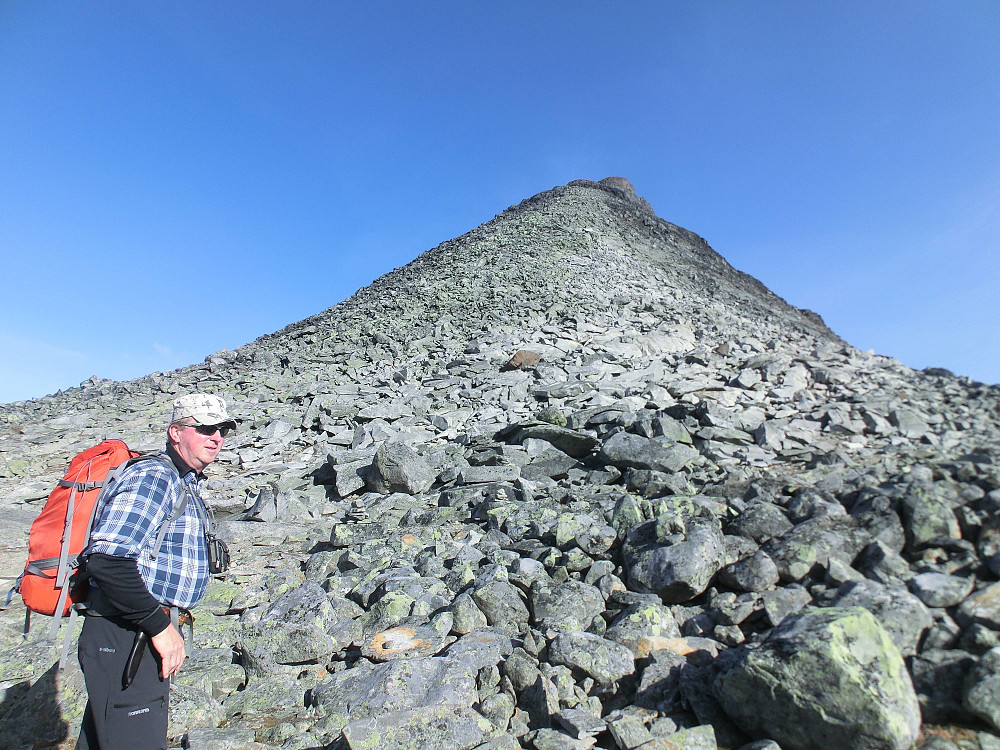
0, 178, 998, 750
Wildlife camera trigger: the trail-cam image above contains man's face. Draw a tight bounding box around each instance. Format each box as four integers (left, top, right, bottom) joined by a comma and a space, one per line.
169, 422, 226, 472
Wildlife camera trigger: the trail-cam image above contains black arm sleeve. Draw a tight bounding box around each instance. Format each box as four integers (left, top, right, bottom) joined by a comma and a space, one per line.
85, 553, 171, 635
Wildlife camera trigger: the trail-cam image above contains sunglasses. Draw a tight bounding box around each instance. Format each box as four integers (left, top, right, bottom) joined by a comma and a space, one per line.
184, 422, 232, 438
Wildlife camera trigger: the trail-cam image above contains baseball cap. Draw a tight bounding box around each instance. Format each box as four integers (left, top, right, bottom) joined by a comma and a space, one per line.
171, 393, 237, 430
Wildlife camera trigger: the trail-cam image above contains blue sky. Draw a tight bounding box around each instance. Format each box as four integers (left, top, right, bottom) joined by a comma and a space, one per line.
2, 1, 998, 403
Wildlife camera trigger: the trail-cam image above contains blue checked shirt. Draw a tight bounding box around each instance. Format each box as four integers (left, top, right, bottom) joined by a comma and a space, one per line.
85, 454, 210, 610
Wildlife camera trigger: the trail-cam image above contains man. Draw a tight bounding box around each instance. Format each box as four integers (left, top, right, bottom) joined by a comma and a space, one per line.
76, 394, 236, 750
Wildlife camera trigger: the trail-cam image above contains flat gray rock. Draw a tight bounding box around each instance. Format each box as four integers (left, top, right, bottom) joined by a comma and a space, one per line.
509, 423, 600, 458
548, 631, 635, 685
599, 431, 699, 473
956, 582, 1000, 630
341, 703, 500, 750
238, 581, 341, 674
310, 656, 478, 732
908, 571, 975, 608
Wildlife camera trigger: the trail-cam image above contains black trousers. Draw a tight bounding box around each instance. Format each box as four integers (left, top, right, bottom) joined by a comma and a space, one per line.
76, 614, 169, 750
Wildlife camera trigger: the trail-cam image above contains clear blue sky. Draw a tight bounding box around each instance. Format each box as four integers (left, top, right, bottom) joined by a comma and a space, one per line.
2, 2, 998, 404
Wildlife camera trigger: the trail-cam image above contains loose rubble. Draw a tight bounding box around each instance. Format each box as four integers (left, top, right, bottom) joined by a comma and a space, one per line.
0, 177, 998, 749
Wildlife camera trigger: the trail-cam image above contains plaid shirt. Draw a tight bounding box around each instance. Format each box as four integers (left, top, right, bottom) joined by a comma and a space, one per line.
85, 452, 209, 610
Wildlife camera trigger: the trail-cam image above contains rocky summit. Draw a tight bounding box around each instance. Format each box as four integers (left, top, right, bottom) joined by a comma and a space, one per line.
0, 177, 998, 750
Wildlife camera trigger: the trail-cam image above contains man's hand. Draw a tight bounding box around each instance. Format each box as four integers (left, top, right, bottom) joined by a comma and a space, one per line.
150, 624, 186, 680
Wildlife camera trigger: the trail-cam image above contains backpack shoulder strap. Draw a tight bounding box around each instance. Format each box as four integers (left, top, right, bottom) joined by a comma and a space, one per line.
90, 451, 207, 560
150, 481, 191, 560
47, 455, 131, 638
132, 453, 208, 559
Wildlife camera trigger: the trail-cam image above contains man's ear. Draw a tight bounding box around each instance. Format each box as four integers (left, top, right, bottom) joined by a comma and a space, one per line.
167, 423, 181, 445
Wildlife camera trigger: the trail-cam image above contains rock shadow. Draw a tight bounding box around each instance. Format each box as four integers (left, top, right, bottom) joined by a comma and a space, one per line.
0, 658, 74, 749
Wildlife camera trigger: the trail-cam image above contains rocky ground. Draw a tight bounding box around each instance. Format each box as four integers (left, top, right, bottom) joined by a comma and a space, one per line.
0, 178, 998, 750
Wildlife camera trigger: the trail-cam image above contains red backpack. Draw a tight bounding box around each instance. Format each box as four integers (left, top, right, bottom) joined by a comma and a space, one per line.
10, 439, 200, 668
17, 439, 141, 626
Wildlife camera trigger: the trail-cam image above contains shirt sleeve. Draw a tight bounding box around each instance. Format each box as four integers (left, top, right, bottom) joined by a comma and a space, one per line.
85, 553, 171, 635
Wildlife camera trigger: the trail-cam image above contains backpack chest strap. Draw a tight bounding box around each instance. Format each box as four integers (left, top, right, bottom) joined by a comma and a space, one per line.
57, 479, 104, 492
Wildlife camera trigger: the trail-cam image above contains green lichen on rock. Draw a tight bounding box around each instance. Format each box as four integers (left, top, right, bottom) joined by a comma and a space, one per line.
611, 493, 648, 536
534, 406, 567, 427
199, 577, 245, 614
341, 704, 500, 750
0, 660, 87, 748
899, 480, 961, 551
770, 539, 819, 582
606, 602, 681, 654
714, 606, 920, 750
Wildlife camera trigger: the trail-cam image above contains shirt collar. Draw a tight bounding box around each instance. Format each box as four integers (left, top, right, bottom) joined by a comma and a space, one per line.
165, 443, 201, 479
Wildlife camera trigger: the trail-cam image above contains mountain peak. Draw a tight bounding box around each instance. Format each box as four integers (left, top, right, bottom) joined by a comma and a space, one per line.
271, 177, 838, 359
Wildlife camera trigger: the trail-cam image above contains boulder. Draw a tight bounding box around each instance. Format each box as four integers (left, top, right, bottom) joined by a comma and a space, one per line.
238, 581, 341, 675
898, 481, 961, 551
529, 579, 605, 632
957, 582, 1000, 630
963, 647, 1000, 733
830, 579, 932, 657
728, 502, 793, 543
714, 606, 921, 750
624, 512, 726, 603
717, 550, 781, 593
341, 704, 501, 750
548, 631, 635, 685
310, 656, 478, 734
509, 423, 600, 458
367, 443, 436, 495
599, 431, 699, 474
605, 603, 682, 654
908, 572, 975, 608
